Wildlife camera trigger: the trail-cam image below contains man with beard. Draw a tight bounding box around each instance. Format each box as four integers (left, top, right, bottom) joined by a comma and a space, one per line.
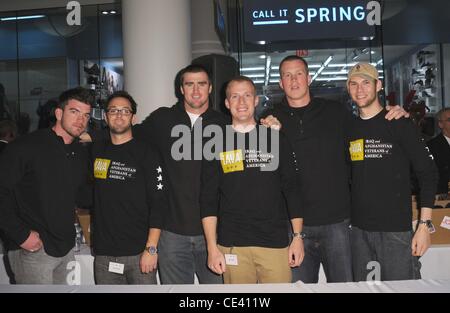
91, 91, 167, 284
0, 87, 94, 284
346, 63, 437, 281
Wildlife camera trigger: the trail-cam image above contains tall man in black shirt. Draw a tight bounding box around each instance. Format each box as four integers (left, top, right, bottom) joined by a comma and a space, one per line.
266, 55, 408, 283
0, 87, 94, 284
201, 76, 303, 284
92, 91, 166, 284
346, 63, 437, 281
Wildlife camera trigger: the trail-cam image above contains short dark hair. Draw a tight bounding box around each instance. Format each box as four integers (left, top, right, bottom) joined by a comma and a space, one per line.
436, 107, 450, 121
279, 55, 309, 75
104, 90, 138, 114
58, 87, 95, 110
0, 119, 17, 140
226, 76, 257, 98
180, 64, 211, 85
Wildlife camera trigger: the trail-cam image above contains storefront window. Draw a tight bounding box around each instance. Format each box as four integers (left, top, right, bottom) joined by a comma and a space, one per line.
0, 3, 123, 133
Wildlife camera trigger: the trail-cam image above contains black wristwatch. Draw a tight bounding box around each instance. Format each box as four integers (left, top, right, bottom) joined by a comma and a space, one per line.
418, 220, 435, 233
146, 246, 158, 255
292, 232, 306, 240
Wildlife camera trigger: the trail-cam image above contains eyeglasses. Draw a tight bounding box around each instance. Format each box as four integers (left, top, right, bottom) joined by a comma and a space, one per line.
439, 118, 450, 122
106, 108, 133, 116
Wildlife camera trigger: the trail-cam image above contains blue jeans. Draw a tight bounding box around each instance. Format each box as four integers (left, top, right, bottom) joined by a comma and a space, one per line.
292, 219, 353, 283
94, 254, 157, 285
158, 230, 223, 284
350, 226, 421, 281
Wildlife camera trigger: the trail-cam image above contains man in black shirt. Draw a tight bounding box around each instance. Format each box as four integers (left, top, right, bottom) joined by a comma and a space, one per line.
427, 108, 450, 195
201, 76, 303, 284
346, 62, 437, 281
0, 87, 93, 284
92, 91, 166, 285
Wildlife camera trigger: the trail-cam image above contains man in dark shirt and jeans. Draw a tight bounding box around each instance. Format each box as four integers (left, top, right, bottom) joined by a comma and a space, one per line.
0, 87, 93, 284
346, 63, 437, 281
265, 55, 408, 283
92, 91, 166, 284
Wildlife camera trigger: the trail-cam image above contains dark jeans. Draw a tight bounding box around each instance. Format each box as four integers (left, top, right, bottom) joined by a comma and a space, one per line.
292, 219, 353, 283
350, 226, 421, 282
158, 230, 222, 284
94, 254, 157, 285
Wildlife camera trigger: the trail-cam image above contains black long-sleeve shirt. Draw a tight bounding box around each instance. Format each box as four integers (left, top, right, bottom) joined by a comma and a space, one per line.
347, 110, 438, 231
91, 138, 166, 256
265, 98, 352, 226
200, 126, 301, 248
0, 129, 90, 257
90, 102, 229, 236
427, 133, 450, 194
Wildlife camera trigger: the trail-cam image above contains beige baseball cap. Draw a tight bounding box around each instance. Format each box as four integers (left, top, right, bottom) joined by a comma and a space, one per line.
347, 62, 379, 84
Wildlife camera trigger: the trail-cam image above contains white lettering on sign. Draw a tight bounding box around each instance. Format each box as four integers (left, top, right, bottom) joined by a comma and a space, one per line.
251, 2, 381, 27
295, 6, 365, 24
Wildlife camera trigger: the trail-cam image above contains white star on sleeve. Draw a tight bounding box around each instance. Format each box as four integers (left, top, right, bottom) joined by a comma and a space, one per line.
156, 166, 162, 173
157, 183, 163, 190
157, 174, 163, 181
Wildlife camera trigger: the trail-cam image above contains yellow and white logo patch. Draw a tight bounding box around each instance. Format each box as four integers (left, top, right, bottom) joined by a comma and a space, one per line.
94, 158, 111, 179
220, 149, 244, 173
349, 139, 364, 161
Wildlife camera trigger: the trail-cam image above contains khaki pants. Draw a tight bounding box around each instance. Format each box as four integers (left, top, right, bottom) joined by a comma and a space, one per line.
218, 245, 291, 284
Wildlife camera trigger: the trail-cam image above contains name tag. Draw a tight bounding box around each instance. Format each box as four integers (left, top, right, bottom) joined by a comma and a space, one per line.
108, 262, 124, 274
224, 254, 238, 266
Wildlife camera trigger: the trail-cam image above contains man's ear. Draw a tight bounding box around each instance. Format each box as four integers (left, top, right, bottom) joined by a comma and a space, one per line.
132, 114, 137, 125
376, 80, 382, 92
55, 107, 63, 121
278, 79, 284, 91
254, 95, 259, 107
208, 84, 212, 94
225, 98, 230, 110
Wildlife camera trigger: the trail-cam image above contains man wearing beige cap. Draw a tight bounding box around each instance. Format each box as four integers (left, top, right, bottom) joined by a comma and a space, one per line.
346, 62, 438, 281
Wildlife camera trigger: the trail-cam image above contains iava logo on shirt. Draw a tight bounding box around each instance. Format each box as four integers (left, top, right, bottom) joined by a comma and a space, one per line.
94, 158, 111, 179
349, 139, 364, 161
220, 149, 244, 174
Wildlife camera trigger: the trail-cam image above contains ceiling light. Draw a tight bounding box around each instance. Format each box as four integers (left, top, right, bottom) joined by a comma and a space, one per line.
1, 15, 45, 21
241, 67, 265, 72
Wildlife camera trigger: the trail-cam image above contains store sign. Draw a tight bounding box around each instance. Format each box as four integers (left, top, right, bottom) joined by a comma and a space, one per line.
244, 0, 376, 42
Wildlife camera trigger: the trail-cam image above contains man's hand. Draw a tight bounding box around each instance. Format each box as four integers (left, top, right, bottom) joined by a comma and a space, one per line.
288, 237, 304, 267
412, 225, 431, 256
260, 115, 281, 130
79, 132, 92, 143
20, 230, 43, 252
140, 250, 158, 273
385, 105, 410, 120
207, 246, 226, 275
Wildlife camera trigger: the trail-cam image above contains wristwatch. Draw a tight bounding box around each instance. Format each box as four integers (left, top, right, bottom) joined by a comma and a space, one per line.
146, 246, 158, 255
418, 220, 435, 233
292, 232, 306, 240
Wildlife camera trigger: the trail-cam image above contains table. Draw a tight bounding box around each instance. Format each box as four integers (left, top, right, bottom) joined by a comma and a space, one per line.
0, 279, 449, 293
